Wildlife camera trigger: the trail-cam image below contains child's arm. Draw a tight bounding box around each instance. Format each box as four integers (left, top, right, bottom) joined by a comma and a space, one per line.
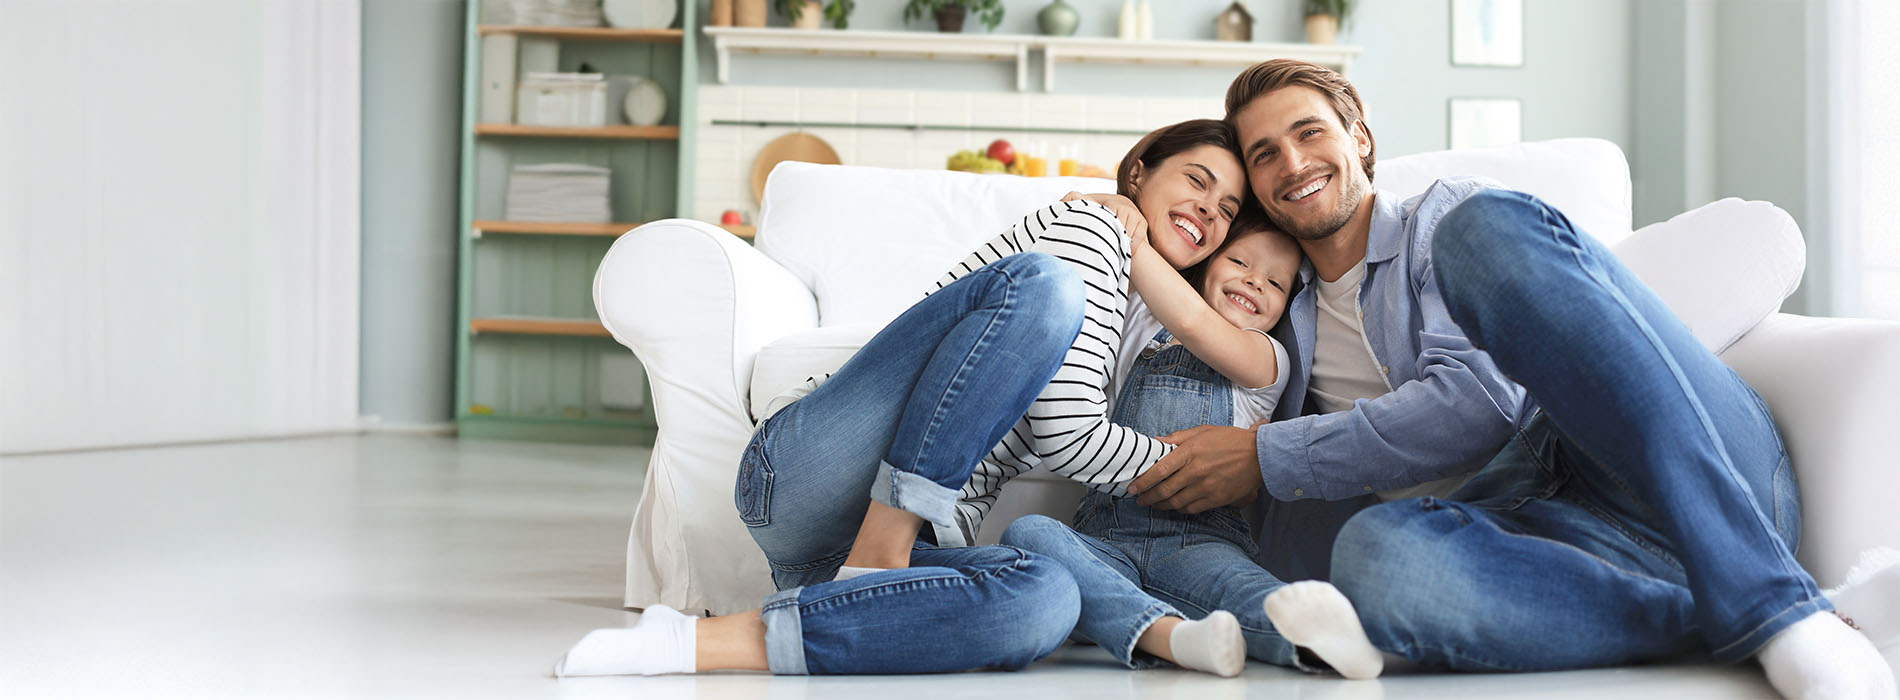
1130, 245, 1281, 389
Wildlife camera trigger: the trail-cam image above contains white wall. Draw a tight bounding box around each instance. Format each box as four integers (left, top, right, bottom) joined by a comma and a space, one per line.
695, 0, 1636, 163
0, 0, 361, 454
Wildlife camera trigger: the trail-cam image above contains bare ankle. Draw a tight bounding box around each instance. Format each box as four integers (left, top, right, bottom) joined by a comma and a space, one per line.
843, 501, 923, 569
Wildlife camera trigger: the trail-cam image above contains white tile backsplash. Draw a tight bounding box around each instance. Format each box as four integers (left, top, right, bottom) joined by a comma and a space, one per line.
690, 88, 1222, 228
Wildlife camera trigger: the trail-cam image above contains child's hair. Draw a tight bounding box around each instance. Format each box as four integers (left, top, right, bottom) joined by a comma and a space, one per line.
1115, 119, 1243, 199
1180, 202, 1275, 292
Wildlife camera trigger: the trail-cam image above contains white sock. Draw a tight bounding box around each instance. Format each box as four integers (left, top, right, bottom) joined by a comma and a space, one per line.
552, 605, 698, 677
1166, 610, 1246, 677
1758, 610, 1897, 700
1263, 581, 1384, 680
834, 565, 889, 581
1825, 546, 1900, 650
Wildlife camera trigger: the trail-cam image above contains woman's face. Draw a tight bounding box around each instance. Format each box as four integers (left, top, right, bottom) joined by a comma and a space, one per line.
1132, 144, 1248, 269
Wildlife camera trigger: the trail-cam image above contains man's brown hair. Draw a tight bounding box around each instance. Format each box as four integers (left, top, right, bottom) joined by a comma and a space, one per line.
1223, 59, 1377, 181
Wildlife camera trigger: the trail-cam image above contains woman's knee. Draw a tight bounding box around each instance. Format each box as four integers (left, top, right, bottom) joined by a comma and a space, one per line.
980, 551, 1081, 668
991, 252, 1084, 339
998, 514, 1068, 551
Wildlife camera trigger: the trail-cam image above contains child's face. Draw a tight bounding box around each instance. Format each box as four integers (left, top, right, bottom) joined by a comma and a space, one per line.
1197, 230, 1301, 333
1133, 145, 1248, 270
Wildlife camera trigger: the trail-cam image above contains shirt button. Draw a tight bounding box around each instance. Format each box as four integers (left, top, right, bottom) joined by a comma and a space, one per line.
1381, 365, 1390, 374
1294, 488, 1305, 497
1363, 485, 1374, 492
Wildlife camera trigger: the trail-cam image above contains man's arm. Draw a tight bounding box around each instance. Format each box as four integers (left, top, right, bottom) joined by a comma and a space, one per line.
1133, 183, 1530, 509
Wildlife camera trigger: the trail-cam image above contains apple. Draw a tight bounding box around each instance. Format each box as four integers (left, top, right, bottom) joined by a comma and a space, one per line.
987, 139, 1016, 166
721, 210, 743, 226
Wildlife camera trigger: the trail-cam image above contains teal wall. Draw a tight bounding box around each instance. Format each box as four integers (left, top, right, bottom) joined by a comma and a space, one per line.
1632, 0, 1816, 314
360, 0, 465, 427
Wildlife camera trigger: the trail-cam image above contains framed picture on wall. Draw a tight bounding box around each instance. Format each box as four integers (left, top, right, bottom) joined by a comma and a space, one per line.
1451, 0, 1524, 67
1448, 98, 1521, 150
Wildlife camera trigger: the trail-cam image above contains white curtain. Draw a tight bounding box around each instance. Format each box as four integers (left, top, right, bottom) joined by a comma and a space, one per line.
1813, 0, 1900, 320
0, 0, 361, 454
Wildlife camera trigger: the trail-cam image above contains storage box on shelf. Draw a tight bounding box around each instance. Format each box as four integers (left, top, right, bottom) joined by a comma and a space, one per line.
454, 0, 705, 446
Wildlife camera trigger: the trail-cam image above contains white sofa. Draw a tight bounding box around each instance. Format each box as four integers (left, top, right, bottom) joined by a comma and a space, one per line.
594, 138, 1900, 618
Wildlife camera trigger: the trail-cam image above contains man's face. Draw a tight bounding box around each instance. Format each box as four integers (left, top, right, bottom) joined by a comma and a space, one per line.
1231, 86, 1373, 242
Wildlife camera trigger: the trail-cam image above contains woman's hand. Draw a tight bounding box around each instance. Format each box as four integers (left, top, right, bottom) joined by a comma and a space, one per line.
1062, 192, 1150, 254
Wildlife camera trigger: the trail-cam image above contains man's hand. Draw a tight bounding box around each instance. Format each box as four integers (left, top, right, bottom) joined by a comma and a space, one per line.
1061, 191, 1150, 254
1127, 425, 1264, 513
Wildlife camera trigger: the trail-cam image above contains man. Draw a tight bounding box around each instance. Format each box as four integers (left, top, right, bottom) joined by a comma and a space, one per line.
1127, 59, 1894, 698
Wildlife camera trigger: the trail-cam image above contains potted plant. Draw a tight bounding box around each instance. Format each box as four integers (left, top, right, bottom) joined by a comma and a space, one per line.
904, 0, 1005, 33
776, 0, 855, 29
1303, 0, 1353, 44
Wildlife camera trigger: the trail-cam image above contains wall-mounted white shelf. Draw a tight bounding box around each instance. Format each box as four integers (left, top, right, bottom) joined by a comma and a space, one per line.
704, 27, 1362, 92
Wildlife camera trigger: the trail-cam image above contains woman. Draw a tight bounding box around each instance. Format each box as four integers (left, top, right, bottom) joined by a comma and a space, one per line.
554, 120, 1251, 676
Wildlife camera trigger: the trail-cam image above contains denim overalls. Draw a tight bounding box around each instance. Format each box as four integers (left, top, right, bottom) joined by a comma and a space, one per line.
1000, 329, 1310, 669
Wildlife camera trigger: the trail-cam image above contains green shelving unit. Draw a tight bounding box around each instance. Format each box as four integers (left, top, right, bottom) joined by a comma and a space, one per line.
453, 3, 699, 446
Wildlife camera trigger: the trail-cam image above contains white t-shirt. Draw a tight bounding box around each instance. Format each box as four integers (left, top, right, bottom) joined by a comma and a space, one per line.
1112, 293, 1290, 430
1309, 260, 1469, 501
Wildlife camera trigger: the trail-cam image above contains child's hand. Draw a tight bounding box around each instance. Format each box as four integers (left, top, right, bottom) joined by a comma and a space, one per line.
1062, 192, 1149, 254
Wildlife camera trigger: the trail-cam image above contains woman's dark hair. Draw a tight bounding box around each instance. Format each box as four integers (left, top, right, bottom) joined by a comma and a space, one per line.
1115, 119, 1243, 199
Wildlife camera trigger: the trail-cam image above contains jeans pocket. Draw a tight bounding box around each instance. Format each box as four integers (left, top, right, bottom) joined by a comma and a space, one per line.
735, 433, 774, 528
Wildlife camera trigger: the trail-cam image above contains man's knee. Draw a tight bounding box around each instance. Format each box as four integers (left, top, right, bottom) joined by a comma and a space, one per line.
1330, 499, 1476, 618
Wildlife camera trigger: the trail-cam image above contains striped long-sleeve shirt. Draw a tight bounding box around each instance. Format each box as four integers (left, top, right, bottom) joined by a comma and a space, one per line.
927, 200, 1173, 543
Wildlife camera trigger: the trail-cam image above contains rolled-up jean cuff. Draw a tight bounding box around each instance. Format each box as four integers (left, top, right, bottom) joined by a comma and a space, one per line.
869, 461, 960, 530
1118, 602, 1183, 669
760, 587, 808, 675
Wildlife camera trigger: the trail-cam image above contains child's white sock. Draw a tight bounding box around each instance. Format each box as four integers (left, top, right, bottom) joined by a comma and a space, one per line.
1825, 547, 1900, 651
834, 565, 888, 581
1263, 581, 1384, 680
1167, 610, 1246, 677
552, 605, 697, 677
1757, 610, 1897, 700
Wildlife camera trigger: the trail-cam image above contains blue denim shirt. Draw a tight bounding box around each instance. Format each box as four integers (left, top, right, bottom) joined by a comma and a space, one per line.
1259, 177, 1536, 502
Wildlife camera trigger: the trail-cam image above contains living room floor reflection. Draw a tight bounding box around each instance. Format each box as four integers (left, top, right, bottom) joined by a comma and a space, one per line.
0, 434, 1789, 699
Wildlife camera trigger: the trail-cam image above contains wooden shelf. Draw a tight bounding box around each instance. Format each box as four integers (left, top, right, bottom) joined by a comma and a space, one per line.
470, 220, 754, 239
475, 123, 681, 140
469, 318, 612, 338
473, 220, 640, 236
703, 26, 1362, 91
476, 25, 684, 43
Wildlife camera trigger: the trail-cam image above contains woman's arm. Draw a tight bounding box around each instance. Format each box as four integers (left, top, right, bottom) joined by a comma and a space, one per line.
927, 200, 1172, 496
1130, 247, 1280, 389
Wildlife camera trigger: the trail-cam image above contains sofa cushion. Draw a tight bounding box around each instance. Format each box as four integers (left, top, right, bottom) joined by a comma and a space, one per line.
755, 161, 1115, 328
1609, 198, 1805, 354
1377, 138, 1635, 246
748, 323, 883, 423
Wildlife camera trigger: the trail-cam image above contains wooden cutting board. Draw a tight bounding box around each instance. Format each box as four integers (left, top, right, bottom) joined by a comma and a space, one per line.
751, 132, 841, 203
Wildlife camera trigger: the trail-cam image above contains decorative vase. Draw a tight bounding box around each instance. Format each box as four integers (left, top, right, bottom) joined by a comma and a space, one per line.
936, 5, 967, 32
1117, 0, 1136, 39
1038, 0, 1079, 37
1304, 13, 1338, 44
710, 0, 733, 26
790, 0, 822, 29
735, 0, 767, 27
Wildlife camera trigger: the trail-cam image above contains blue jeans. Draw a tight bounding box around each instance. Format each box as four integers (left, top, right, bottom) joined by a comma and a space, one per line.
736, 252, 1085, 674
1001, 336, 1308, 670
1329, 189, 1825, 670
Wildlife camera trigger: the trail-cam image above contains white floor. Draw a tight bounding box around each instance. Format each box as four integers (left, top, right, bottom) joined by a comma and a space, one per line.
0, 434, 1782, 699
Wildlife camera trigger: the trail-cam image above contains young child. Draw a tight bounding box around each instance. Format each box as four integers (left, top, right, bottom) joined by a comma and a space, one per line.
1001, 209, 1386, 679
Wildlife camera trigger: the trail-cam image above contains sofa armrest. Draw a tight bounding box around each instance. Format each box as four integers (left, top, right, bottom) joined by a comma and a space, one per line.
594, 219, 817, 612
1720, 312, 1900, 588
